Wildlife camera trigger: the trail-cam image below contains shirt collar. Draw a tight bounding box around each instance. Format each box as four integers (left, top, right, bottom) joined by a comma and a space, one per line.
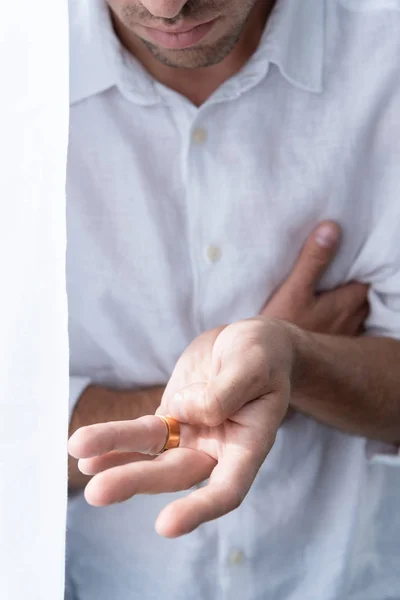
69, 0, 325, 106
69, 0, 119, 105
262, 0, 325, 94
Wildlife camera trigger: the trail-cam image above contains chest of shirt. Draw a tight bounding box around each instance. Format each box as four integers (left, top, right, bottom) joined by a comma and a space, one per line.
66, 64, 399, 384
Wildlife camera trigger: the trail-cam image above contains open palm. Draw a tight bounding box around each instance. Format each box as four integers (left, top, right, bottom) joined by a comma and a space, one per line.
68, 319, 292, 537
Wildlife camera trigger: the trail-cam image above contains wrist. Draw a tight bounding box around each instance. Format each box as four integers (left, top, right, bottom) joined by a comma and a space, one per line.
285, 322, 334, 414
257, 315, 309, 415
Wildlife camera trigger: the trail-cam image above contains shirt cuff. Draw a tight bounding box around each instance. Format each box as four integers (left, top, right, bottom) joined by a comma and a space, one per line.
69, 375, 92, 422
366, 440, 400, 467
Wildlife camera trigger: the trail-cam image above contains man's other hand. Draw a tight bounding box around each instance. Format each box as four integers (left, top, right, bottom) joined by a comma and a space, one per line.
263, 221, 369, 335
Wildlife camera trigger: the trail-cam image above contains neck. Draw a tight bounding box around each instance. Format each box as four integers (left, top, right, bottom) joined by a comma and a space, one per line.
112, 1, 275, 106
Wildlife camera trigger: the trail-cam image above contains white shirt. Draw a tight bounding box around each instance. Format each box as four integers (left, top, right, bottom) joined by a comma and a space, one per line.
66, 1, 400, 599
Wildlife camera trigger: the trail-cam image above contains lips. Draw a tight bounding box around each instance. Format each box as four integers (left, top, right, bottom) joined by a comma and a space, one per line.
142, 19, 216, 50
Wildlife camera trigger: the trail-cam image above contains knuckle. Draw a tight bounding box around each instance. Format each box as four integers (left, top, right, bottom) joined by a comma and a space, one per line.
352, 287, 369, 305
335, 292, 349, 315
345, 283, 368, 306
332, 287, 356, 313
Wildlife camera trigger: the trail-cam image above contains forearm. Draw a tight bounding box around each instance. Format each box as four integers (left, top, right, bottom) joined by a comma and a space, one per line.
289, 327, 400, 444
68, 384, 164, 489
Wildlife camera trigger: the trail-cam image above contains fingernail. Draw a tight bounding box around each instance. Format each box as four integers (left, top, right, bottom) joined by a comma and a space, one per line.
315, 224, 339, 248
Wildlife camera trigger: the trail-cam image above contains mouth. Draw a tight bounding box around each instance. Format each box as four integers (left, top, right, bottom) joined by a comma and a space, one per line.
141, 18, 217, 50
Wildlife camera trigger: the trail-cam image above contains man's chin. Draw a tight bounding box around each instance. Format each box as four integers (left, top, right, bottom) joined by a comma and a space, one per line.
141, 41, 223, 69
140, 31, 241, 69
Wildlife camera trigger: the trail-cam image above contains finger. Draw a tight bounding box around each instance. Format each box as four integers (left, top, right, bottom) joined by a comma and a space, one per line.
311, 283, 369, 336
329, 281, 370, 312
348, 303, 370, 337
156, 443, 269, 538
84, 448, 216, 507
285, 221, 341, 294
78, 451, 154, 476
68, 416, 170, 459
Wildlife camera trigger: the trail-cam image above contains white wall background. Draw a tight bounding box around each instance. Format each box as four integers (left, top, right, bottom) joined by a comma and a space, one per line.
0, 1, 69, 598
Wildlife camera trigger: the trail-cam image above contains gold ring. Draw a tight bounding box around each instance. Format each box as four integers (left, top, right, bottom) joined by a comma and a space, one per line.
156, 415, 180, 454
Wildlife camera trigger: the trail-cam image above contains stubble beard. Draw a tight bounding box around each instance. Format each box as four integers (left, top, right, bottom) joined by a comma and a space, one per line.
139, 26, 244, 68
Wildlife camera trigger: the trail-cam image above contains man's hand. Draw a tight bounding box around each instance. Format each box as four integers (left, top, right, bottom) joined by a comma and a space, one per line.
68, 317, 293, 537
69, 316, 400, 539
262, 221, 369, 334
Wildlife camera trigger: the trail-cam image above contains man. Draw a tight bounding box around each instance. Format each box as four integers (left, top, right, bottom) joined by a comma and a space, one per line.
66, 1, 400, 599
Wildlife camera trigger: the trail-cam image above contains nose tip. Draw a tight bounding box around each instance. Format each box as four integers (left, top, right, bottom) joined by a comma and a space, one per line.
139, 0, 188, 19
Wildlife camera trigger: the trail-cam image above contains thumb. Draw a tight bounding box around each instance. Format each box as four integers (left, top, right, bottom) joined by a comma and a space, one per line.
160, 358, 275, 428
286, 221, 341, 294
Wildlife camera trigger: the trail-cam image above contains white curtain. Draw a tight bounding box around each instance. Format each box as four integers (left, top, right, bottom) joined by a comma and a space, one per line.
0, 0, 69, 598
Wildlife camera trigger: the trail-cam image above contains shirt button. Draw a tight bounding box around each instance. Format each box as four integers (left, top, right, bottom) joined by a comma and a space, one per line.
192, 127, 208, 144
229, 549, 246, 566
205, 245, 222, 263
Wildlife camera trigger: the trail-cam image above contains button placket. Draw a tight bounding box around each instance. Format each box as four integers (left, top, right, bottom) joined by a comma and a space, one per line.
188, 115, 226, 333
185, 117, 211, 335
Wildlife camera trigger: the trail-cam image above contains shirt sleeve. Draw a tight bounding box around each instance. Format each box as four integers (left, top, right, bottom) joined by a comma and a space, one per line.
69, 375, 92, 422
347, 216, 400, 467
364, 267, 400, 466
366, 270, 400, 341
